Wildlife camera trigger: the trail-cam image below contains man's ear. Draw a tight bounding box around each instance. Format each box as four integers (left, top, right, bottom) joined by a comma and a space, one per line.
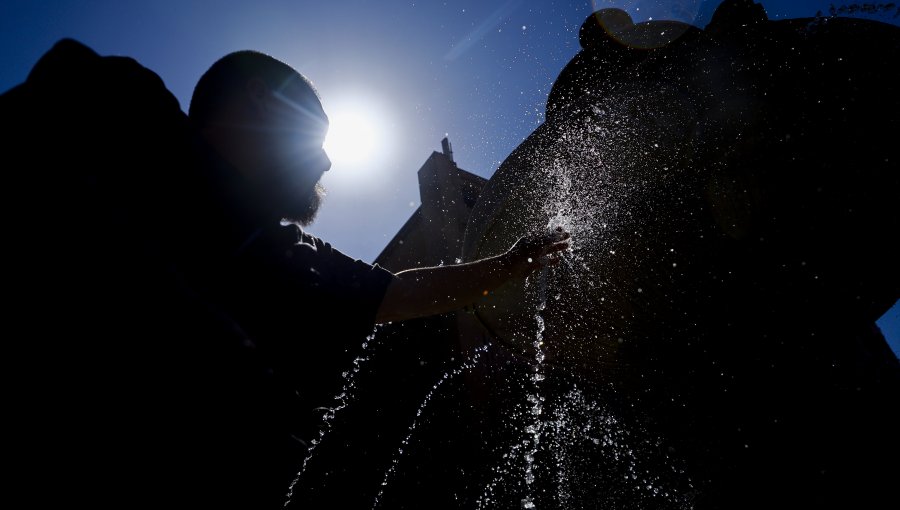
246, 77, 269, 112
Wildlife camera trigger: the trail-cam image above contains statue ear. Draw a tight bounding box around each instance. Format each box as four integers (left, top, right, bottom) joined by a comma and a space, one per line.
579, 9, 634, 52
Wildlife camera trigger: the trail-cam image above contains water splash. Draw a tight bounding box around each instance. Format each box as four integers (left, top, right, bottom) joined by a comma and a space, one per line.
474, 80, 699, 374
372, 343, 492, 509
284, 327, 382, 507
520, 265, 549, 509
477, 381, 693, 509
471, 91, 699, 504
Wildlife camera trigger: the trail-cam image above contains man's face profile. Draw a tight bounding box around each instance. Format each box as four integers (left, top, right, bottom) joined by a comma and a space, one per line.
257, 80, 331, 225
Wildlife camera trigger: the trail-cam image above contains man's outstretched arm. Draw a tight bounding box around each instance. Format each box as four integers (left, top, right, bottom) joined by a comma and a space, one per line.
375, 229, 570, 324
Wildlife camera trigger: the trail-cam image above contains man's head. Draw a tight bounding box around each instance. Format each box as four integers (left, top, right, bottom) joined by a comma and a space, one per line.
190, 50, 330, 225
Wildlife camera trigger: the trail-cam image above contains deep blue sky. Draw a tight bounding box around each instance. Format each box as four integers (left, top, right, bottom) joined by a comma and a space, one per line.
1, 0, 897, 355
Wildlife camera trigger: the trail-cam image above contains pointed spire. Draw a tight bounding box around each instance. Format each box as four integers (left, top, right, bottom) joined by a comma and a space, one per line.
441, 135, 454, 164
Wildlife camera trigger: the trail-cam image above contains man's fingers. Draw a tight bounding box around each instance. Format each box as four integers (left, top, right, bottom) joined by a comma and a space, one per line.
536, 231, 569, 248
543, 239, 570, 255
519, 230, 570, 264
549, 230, 570, 242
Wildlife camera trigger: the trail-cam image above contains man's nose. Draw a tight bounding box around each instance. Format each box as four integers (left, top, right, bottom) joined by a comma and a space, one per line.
321, 149, 332, 172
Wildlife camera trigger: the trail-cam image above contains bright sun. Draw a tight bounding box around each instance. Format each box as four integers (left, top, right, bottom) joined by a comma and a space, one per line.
323, 96, 390, 170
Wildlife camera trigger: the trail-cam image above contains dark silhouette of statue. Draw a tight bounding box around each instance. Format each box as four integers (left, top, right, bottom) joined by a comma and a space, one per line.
463, 0, 900, 507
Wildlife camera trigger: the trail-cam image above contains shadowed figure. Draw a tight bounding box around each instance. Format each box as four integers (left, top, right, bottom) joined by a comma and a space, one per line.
463, 0, 900, 508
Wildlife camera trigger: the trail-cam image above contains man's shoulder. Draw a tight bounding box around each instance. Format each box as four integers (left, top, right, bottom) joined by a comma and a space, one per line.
266, 223, 361, 265
272, 223, 325, 253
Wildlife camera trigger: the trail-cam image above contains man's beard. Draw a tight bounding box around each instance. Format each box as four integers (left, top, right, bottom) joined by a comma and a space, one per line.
284, 182, 326, 226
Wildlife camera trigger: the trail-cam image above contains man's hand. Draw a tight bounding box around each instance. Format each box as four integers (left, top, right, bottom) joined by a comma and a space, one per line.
504, 227, 571, 279
377, 227, 570, 323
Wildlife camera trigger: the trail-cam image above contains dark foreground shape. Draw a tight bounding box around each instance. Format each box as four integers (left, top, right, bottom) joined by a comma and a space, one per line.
463, 0, 900, 508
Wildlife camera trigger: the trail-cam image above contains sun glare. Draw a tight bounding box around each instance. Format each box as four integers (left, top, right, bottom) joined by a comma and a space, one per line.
323, 96, 391, 170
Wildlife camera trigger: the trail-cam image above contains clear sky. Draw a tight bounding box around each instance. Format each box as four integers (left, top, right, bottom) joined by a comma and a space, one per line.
1, 0, 897, 355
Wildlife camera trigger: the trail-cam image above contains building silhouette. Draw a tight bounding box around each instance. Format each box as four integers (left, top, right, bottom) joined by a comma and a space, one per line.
375, 136, 486, 271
